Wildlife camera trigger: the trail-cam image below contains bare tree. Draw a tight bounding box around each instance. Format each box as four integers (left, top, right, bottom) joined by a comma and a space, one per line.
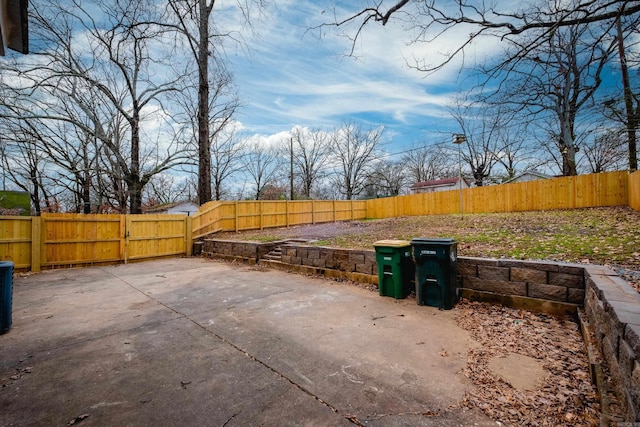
166, 0, 263, 205
289, 127, 332, 199
581, 128, 627, 173
326, 0, 639, 73
486, 23, 616, 176
365, 159, 405, 197
603, 14, 640, 171
449, 102, 501, 186
210, 130, 245, 201
144, 174, 193, 206
331, 122, 383, 200
3, 0, 192, 213
0, 119, 59, 215
401, 144, 452, 184
488, 119, 547, 182
243, 142, 283, 200
172, 66, 242, 201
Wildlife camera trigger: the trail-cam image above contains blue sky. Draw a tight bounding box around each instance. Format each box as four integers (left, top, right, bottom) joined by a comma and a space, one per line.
224, 1, 492, 157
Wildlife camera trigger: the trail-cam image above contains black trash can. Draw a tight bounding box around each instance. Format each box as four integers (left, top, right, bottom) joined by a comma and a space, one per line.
373, 240, 414, 299
411, 238, 458, 310
0, 260, 14, 334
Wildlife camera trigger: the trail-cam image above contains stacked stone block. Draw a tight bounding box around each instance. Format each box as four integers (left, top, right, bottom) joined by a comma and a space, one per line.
459, 257, 585, 304
281, 245, 376, 275
584, 266, 640, 421
202, 239, 276, 263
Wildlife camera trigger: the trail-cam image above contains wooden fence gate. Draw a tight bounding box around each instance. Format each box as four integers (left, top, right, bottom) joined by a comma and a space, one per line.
0, 213, 192, 272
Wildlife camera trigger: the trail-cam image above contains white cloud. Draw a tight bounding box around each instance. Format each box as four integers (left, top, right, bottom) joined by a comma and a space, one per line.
226, 0, 499, 148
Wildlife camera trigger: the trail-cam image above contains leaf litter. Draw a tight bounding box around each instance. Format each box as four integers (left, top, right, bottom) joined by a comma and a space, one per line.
454, 299, 607, 426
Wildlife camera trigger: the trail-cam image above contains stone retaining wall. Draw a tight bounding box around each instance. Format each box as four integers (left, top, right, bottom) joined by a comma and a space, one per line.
583, 265, 640, 421
201, 239, 276, 263
202, 239, 640, 420
458, 257, 586, 307
281, 245, 377, 275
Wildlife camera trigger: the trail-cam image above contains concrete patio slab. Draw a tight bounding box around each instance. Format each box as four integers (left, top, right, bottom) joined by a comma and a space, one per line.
0, 258, 495, 426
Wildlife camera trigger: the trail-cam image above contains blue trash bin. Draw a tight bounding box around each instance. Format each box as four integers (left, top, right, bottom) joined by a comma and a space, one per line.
0, 261, 14, 334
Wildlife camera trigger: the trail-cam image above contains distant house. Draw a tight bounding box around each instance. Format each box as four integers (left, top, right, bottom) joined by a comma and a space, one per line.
143, 201, 199, 216
410, 177, 470, 194
503, 170, 553, 184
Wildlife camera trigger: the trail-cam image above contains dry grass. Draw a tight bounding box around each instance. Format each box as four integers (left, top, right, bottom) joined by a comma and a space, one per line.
214, 206, 640, 270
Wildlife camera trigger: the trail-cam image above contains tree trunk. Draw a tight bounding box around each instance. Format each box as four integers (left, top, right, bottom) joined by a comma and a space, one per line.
197, 0, 212, 205
561, 143, 578, 176
214, 180, 221, 201
559, 119, 578, 176
31, 180, 41, 216
129, 108, 142, 213
617, 16, 638, 172
129, 179, 143, 215
83, 170, 91, 214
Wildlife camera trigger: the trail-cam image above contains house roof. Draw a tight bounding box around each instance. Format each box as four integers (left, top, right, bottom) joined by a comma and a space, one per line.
410, 177, 461, 189
143, 201, 198, 213
503, 170, 553, 184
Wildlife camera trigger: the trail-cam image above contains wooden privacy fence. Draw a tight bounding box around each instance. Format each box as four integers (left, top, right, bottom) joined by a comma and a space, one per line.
1, 170, 639, 272
366, 171, 631, 218
0, 213, 192, 272
192, 199, 367, 239
630, 170, 640, 211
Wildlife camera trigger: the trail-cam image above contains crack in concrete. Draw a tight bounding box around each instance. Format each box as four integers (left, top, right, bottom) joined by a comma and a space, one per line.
106, 269, 364, 426
222, 412, 238, 426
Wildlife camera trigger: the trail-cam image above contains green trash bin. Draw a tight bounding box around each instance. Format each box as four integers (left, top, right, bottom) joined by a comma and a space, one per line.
374, 240, 414, 299
411, 238, 458, 309
0, 261, 14, 334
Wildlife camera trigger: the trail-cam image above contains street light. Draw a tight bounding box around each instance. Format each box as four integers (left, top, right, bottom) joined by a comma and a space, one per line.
452, 134, 466, 217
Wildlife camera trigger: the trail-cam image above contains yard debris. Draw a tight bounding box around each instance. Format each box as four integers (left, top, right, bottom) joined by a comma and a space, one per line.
67, 414, 89, 425
8, 366, 32, 381
454, 299, 602, 426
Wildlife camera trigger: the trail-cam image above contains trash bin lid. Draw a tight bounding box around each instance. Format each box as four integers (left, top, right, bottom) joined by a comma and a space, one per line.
410, 238, 457, 245
373, 239, 411, 248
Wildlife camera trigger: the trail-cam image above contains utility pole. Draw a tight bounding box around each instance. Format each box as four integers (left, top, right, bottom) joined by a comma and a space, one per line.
453, 134, 466, 217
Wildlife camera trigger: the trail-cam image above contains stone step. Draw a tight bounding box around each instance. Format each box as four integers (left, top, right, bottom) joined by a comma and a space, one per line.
263, 246, 283, 261
261, 239, 313, 261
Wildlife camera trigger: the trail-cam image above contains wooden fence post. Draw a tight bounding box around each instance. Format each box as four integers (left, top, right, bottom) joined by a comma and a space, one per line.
185, 216, 193, 256
125, 215, 132, 264
234, 201, 239, 233
286, 201, 290, 227
260, 201, 264, 230
31, 216, 42, 273
119, 215, 126, 263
